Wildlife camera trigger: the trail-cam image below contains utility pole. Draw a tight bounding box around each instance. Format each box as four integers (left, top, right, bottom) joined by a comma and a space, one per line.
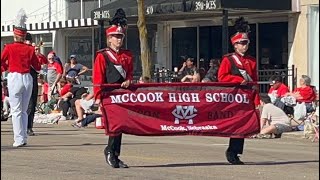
80, 0, 83, 19
49, 0, 51, 21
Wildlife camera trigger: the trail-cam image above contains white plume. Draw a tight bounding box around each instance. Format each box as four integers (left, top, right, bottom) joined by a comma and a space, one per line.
14, 8, 28, 28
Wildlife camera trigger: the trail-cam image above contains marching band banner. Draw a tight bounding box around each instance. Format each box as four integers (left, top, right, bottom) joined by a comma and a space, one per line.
100, 83, 260, 138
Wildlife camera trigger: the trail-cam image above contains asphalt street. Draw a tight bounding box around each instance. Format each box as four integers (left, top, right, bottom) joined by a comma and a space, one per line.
1, 120, 319, 180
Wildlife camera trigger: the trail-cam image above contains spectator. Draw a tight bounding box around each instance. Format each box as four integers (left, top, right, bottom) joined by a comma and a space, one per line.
57, 78, 74, 120
72, 93, 95, 128
255, 94, 292, 139
38, 74, 49, 104
48, 51, 63, 66
47, 53, 63, 101
201, 59, 220, 82
178, 55, 200, 83
286, 75, 316, 112
268, 76, 289, 102
63, 55, 89, 84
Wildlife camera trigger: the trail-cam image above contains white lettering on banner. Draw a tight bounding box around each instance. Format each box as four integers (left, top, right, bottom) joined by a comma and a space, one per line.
110, 92, 164, 103
205, 93, 250, 104
160, 125, 218, 131
160, 125, 188, 131
168, 93, 200, 103
195, 0, 217, 11
110, 92, 249, 104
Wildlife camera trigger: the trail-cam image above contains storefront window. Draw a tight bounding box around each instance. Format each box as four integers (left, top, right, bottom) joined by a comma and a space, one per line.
258, 22, 288, 69
172, 27, 197, 70
199, 26, 222, 69
308, 6, 319, 89
67, 36, 93, 71
173, 24, 256, 71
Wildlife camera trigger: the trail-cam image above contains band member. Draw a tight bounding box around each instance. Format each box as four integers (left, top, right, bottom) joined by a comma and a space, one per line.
218, 17, 259, 165
25, 33, 48, 136
1, 26, 41, 147
93, 8, 133, 168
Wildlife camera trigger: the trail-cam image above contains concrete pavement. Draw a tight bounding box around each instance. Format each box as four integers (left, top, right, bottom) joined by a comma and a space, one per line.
1, 120, 319, 180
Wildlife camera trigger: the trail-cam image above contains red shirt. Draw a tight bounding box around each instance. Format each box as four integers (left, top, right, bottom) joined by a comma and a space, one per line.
37, 53, 48, 65
42, 83, 49, 103
268, 83, 289, 98
47, 61, 63, 74
60, 83, 72, 96
1, 42, 41, 73
93, 48, 133, 99
294, 86, 316, 103
218, 52, 259, 105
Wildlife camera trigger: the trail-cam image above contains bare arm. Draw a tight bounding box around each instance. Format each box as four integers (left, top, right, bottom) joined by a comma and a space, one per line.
78, 65, 89, 76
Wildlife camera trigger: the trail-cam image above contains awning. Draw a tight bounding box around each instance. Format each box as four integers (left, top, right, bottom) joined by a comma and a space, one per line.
1, 18, 98, 33
91, 0, 294, 21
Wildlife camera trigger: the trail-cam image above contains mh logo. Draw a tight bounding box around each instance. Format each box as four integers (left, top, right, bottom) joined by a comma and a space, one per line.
171, 105, 198, 125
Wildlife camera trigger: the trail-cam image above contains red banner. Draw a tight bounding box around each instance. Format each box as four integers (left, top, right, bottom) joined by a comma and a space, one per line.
100, 83, 260, 138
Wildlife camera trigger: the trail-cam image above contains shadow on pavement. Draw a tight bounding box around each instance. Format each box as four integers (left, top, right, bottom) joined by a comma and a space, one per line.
1, 142, 162, 150
133, 160, 319, 168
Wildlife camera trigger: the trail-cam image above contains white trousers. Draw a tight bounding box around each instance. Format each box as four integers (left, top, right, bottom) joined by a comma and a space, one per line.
7, 72, 33, 145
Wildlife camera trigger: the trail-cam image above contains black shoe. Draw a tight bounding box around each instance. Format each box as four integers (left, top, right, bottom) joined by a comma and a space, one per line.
27, 129, 35, 136
274, 133, 282, 138
116, 157, 129, 168
104, 147, 119, 168
226, 151, 244, 165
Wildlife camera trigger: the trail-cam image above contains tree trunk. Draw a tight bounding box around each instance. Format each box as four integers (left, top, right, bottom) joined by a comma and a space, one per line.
137, 0, 152, 78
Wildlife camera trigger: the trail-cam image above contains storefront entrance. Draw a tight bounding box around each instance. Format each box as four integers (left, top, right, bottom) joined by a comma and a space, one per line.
171, 22, 288, 72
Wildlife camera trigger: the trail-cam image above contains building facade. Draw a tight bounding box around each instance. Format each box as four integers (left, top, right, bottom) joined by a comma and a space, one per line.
1, 0, 318, 90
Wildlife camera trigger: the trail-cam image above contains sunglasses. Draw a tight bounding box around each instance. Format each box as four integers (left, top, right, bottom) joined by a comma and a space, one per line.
111, 34, 124, 39
236, 40, 250, 45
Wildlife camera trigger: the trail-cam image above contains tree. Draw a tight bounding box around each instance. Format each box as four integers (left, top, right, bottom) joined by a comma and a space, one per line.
137, 0, 152, 78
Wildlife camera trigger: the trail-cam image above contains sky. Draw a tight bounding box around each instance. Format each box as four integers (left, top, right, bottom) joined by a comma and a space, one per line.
1, 0, 52, 25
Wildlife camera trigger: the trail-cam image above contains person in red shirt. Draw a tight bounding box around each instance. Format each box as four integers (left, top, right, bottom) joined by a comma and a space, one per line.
268, 76, 289, 102
93, 9, 133, 168
1, 27, 41, 147
218, 17, 259, 165
287, 75, 316, 112
57, 78, 73, 120
47, 53, 63, 101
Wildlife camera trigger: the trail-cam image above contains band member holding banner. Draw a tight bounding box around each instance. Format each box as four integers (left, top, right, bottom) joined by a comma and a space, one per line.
1, 10, 41, 147
93, 8, 133, 168
218, 17, 259, 165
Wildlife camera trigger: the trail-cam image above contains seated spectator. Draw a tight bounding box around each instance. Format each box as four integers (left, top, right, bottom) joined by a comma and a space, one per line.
39, 76, 49, 104
286, 75, 316, 113
178, 56, 200, 83
67, 86, 89, 120
268, 76, 289, 102
63, 55, 88, 85
255, 94, 292, 139
201, 59, 220, 82
72, 93, 95, 128
57, 78, 74, 120
138, 76, 150, 83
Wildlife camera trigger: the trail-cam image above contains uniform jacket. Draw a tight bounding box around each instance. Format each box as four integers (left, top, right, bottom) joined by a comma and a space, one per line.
1, 42, 41, 73
93, 48, 133, 99
218, 52, 260, 105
